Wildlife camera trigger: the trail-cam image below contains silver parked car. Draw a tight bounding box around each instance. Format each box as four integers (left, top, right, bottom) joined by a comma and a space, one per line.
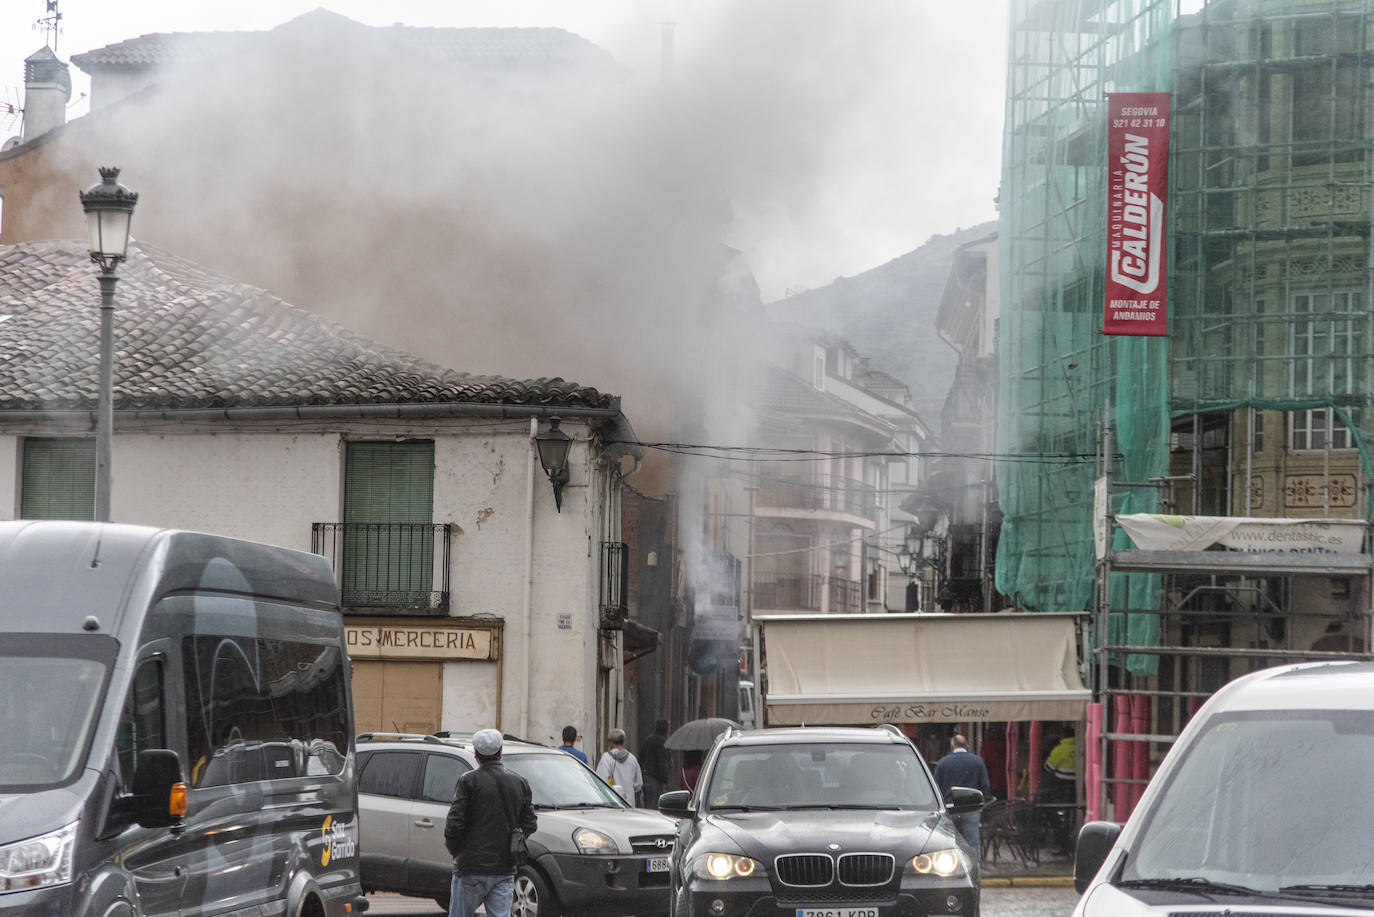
356, 733, 677, 915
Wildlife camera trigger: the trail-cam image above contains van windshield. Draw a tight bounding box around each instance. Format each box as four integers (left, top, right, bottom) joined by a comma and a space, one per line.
0, 635, 115, 787
1123, 710, 1374, 894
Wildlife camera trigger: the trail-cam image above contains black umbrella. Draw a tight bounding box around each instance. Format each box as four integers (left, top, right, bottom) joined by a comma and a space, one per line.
665, 717, 739, 750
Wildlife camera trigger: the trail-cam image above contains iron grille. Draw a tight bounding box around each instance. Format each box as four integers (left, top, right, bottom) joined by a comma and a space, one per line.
774, 854, 834, 887
600, 541, 628, 629
837, 853, 894, 886
311, 522, 451, 615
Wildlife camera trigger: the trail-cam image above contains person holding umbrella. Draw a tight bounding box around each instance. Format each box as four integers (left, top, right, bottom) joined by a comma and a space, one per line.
665, 717, 738, 793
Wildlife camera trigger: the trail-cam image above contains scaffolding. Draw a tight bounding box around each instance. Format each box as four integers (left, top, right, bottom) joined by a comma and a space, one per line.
1000, 0, 1374, 821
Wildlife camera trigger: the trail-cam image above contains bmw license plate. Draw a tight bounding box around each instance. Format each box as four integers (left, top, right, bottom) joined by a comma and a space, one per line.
646, 856, 670, 872
797, 910, 878, 917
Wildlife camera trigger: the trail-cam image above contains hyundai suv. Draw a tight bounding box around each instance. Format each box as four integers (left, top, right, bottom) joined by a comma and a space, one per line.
658, 725, 984, 917
356, 733, 678, 915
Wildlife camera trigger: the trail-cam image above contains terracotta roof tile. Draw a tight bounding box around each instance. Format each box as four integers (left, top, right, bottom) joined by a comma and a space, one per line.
0, 239, 616, 413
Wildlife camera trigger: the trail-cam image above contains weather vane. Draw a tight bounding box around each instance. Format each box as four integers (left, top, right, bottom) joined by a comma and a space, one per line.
37, 0, 63, 54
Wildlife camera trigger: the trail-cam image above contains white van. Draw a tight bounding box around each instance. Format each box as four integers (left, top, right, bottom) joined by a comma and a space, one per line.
737, 679, 756, 730
1073, 660, 1374, 915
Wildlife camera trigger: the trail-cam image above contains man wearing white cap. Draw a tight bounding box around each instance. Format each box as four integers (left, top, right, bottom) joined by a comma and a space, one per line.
444, 729, 538, 917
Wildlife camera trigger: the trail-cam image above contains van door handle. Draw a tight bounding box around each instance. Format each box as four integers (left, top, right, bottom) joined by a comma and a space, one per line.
414, 817, 435, 828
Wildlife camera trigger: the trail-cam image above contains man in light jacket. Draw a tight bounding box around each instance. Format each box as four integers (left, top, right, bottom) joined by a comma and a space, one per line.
596, 728, 644, 806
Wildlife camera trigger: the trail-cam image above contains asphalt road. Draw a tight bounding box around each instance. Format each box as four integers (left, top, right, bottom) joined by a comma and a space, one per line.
363, 887, 1083, 916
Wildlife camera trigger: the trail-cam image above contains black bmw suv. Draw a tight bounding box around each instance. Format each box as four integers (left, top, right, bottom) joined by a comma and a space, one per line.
658, 725, 984, 917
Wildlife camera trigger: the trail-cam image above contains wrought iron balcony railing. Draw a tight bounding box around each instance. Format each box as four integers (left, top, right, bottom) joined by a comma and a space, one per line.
752, 572, 863, 613
601, 541, 628, 629
311, 522, 451, 615
755, 476, 879, 519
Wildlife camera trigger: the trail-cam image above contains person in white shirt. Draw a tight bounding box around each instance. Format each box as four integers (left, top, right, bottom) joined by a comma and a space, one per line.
595, 728, 644, 806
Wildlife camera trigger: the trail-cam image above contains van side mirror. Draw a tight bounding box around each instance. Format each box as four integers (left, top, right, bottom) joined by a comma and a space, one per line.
1074, 821, 1122, 893
946, 786, 984, 814
658, 790, 692, 818
130, 749, 187, 829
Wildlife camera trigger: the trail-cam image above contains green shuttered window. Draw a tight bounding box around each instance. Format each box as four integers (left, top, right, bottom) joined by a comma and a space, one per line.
21, 438, 96, 520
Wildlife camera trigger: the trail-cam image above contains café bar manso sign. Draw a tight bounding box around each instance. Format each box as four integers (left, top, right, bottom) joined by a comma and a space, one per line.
346, 620, 498, 661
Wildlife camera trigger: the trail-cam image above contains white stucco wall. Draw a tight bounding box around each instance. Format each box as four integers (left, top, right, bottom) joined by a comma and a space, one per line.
0, 417, 611, 746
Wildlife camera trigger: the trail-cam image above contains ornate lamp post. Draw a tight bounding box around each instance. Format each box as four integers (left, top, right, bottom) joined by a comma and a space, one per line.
79, 167, 138, 522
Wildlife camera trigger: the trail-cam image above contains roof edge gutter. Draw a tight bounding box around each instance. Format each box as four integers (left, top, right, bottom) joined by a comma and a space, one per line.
0, 402, 624, 424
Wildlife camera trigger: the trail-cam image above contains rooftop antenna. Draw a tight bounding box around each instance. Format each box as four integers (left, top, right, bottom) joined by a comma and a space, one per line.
38, 0, 63, 55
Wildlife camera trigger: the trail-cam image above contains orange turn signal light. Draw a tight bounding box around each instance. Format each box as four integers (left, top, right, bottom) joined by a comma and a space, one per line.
169, 782, 188, 817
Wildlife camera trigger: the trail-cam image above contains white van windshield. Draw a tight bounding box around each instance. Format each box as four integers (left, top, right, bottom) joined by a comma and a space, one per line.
0, 652, 110, 786
1124, 710, 1374, 895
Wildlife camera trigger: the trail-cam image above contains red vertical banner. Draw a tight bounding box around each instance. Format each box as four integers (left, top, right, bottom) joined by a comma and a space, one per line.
1104, 92, 1170, 336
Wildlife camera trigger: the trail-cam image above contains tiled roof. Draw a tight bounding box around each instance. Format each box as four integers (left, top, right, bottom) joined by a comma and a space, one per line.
71, 8, 622, 76
0, 239, 616, 413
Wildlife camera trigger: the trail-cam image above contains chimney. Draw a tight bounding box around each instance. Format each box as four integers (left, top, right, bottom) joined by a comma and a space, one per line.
22, 46, 71, 142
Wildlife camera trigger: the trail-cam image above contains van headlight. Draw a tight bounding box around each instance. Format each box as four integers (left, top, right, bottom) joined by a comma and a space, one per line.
0, 821, 77, 893
692, 853, 765, 880
910, 848, 967, 878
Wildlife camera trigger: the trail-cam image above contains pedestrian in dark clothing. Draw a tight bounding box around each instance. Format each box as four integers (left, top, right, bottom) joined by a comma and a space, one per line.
933, 734, 992, 857
638, 719, 670, 807
444, 729, 538, 917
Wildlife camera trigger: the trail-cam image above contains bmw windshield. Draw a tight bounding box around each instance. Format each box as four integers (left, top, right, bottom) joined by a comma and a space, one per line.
704, 743, 940, 810
0, 634, 116, 788
1122, 710, 1374, 900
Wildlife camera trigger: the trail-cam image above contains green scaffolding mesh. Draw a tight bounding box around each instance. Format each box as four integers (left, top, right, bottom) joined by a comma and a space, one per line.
997, 0, 1374, 673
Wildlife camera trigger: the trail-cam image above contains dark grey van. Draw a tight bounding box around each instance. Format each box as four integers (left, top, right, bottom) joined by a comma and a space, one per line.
0, 520, 368, 916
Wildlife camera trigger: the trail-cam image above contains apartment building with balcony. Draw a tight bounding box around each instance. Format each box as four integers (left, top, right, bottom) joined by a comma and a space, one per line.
0, 239, 641, 750
747, 327, 931, 626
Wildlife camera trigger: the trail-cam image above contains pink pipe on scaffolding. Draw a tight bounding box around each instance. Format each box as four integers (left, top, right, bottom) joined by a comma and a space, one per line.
1130, 693, 1150, 810
1085, 702, 1102, 822
1027, 720, 1042, 799
1112, 696, 1130, 820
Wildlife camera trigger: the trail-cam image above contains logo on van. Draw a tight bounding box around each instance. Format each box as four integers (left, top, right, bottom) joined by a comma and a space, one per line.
320, 815, 357, 866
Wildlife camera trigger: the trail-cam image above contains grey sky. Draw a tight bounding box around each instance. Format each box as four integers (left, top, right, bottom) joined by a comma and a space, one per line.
1, 0, 1008, 302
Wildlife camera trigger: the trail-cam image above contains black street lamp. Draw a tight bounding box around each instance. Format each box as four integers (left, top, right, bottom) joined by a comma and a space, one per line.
535, 415, 572, 512
79, 167, 138, 522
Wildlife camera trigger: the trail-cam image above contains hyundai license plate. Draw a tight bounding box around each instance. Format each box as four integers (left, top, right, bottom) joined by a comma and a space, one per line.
646, 856, 670, 872
796, 910, 878, 917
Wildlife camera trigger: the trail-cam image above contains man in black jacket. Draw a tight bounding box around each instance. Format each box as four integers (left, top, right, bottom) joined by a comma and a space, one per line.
444, 729, 538, 917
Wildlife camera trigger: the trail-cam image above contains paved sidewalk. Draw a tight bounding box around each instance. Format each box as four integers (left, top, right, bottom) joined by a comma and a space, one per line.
980, 846, 1076, 888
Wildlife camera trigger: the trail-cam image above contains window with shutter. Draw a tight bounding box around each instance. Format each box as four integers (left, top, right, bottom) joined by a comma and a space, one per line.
342, 442, 436, 609
21, 438, 96, 520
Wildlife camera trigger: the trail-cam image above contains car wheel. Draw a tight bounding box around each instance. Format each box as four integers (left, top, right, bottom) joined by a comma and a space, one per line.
435, 893, 451, 911
513, 866, 557, 917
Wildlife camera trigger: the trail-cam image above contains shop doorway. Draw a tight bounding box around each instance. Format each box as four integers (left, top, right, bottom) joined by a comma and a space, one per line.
352, 660, 442, 735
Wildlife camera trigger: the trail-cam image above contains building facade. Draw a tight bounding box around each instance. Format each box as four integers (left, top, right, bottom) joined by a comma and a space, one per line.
0, 239, 641, 751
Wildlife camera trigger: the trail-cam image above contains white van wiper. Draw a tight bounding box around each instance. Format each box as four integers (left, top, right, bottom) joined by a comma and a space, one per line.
1279, 883, 1374, 899
1118, 877, 1258, 896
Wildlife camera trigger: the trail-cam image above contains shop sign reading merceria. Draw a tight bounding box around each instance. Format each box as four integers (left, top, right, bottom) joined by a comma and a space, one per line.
346, 622, 497, 661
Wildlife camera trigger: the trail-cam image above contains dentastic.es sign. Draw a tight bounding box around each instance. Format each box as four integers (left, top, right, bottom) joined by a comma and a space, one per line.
1105, 92, 1170, 336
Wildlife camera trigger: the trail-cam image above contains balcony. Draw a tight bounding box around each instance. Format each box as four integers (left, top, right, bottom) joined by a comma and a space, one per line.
601, 541, 628, 630
311, 522, 451, 615
752, 572, 864, 614
755, 476, 879, 520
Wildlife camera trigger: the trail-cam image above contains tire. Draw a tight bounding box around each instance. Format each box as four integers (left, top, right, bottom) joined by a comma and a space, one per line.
435, 893, 451, 911
512, 865, 558, 917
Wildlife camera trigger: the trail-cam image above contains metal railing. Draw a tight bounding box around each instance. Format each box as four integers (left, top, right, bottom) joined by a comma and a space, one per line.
311, 522, 451, 615
752, 572, 863, 613
755, 476, 879, 519
601, 541, 628, 629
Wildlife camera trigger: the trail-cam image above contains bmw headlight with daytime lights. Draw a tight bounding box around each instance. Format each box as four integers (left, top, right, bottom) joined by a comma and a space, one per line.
910, 847, 968, 878
691, 852, 767, 881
